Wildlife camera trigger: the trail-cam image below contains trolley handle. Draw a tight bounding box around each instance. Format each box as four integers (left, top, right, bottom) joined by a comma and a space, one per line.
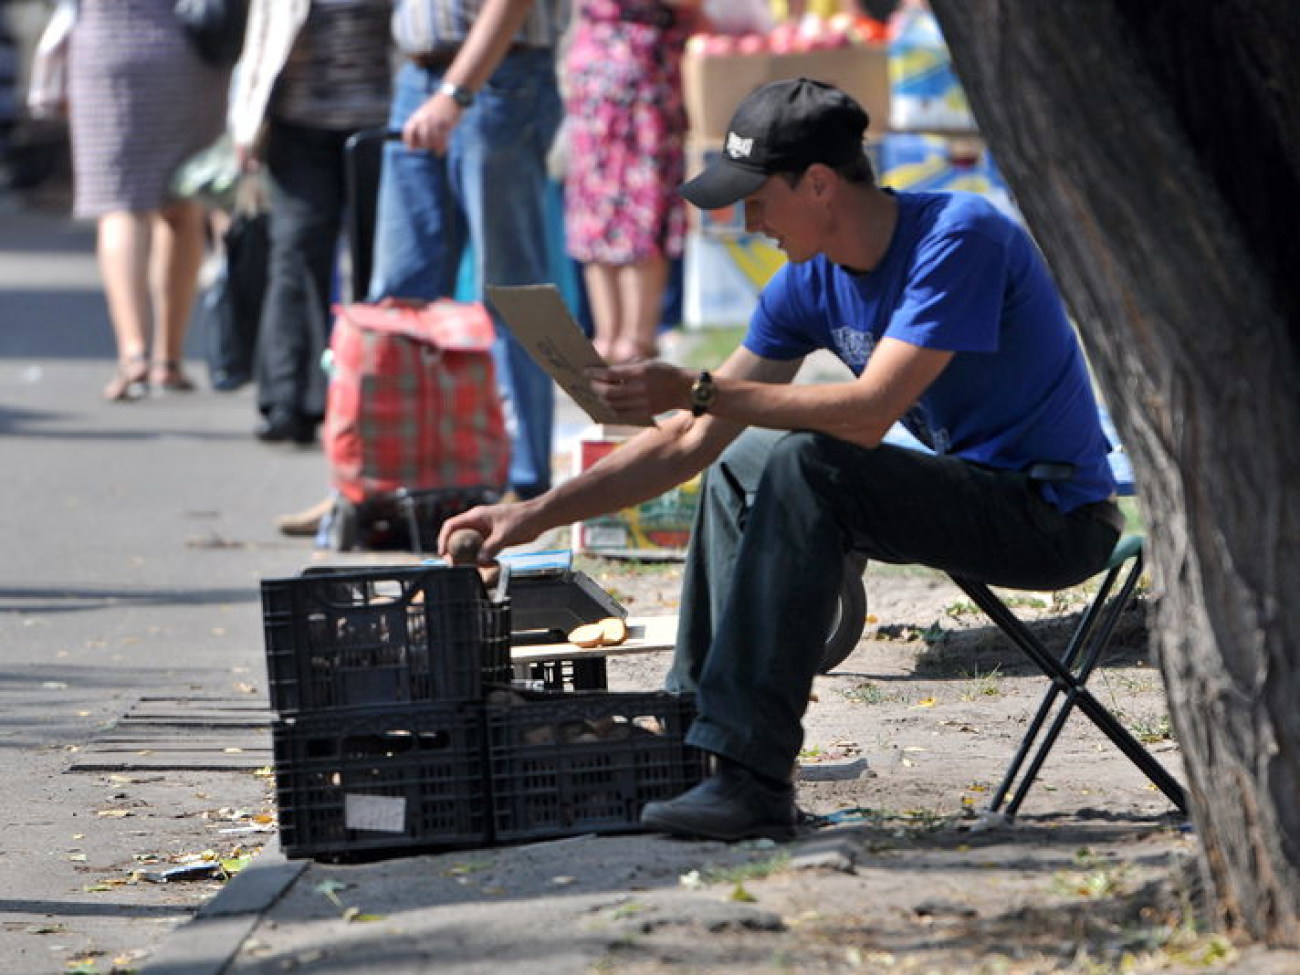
344, 127, 404, 154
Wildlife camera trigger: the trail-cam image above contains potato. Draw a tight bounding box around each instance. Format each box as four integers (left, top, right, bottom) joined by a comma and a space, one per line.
567, 616, 629, 648
567, 622, 605, 648
599, 616, 628, 646
446, 527, 484, 565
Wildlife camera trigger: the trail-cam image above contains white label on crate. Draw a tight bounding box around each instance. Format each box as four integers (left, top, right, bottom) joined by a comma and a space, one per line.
345, 794, 406, 833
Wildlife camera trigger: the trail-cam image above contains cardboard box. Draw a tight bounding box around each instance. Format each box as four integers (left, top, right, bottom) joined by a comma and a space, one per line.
880, 132, 1019, 221
685, 137, 748, 238
571, 426, 700, 557
683, 229, 785, 327
766, 47, 891, 136
683, 44, 890, 142
888, 9, 977, 133
682, 50, 771, 143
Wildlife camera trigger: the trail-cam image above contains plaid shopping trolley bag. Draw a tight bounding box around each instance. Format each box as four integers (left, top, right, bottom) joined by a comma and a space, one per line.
322, 298, 508, 552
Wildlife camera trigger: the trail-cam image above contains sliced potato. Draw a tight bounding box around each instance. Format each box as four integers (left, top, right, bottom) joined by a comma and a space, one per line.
599, 616, 628, 646
567, 617, 628, 648
567, 622, 605, 648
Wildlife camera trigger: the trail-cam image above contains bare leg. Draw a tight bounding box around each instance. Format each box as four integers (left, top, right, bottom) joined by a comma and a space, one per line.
149, 199, 207, 389
582, 261, 622, 363
96, 211, 153, 400
611, 255, 668, 364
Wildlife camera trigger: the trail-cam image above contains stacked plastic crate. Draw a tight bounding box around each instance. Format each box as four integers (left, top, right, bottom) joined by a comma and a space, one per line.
262, 564, 708, 859
261, 565, 509, 859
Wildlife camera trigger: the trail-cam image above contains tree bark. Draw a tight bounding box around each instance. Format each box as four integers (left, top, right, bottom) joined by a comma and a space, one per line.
928, 0, 1300, 945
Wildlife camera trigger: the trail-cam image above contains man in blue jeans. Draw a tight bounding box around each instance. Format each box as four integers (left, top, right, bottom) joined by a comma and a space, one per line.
373, 0, 565, 499
440, 78, 1122, 840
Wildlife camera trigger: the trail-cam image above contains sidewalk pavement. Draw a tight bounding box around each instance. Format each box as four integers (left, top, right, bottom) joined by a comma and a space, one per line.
140, 818, 864, 975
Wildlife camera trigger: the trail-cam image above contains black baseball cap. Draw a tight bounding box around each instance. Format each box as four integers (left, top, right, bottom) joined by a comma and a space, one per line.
680, 78, 870, 210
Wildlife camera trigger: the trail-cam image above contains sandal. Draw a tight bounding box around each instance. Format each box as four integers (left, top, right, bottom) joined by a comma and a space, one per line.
150, 360, 196, 393
103, 354, 149, 402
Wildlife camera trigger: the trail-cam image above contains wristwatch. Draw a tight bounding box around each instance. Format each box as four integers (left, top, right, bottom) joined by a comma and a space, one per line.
689, 370, 717, 417
437, 80, 475, 109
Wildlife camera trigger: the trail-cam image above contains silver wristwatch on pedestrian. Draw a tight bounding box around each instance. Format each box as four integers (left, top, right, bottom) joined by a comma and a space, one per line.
438, 81, 475, 109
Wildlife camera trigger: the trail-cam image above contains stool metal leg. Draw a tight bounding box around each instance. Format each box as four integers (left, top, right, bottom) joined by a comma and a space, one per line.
1005, 558, 1157, 817
952, 561, 1186, 817
977, 557, 1131, 817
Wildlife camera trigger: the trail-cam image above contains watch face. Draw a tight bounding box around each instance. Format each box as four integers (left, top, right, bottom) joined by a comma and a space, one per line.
441, 82, 472, 108
691, 373, 715, 415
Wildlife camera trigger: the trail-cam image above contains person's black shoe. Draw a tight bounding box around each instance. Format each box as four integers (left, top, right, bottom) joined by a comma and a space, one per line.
640, 759, 798, 841
211, 369, 250, 392
255, 409, 314, 446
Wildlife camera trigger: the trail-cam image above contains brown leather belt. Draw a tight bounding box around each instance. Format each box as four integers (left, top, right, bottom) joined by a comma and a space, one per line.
408, 43, 537, 71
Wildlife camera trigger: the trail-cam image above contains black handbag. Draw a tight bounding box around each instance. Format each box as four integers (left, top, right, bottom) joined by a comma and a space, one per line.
174, 0, 248, 67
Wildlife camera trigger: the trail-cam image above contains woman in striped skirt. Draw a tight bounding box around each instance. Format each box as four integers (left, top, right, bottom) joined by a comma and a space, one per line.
68, 0, 230, 400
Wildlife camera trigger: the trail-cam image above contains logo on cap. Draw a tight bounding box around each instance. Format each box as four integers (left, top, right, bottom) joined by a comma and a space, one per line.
725, 132, 754, 160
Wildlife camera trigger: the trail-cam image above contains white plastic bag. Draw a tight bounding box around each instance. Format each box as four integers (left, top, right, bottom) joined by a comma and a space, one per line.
27, 0, 79, 120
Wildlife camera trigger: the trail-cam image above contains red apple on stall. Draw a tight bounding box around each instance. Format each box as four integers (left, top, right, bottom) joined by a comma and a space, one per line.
828, 12, 854, 32
796, 13, 826, 50
819, 25, 852, 49
736, 32, 767, 55
689, 32, 735, 57
768, 20, 800, 54
858, 17, 889, 43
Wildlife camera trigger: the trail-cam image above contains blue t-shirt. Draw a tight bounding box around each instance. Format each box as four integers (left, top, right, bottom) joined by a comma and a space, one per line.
745, 190, 1115, 512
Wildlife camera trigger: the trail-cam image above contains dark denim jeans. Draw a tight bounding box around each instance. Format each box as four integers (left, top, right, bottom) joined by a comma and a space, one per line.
256, 120, 377, 424
668, 428, 1120, 783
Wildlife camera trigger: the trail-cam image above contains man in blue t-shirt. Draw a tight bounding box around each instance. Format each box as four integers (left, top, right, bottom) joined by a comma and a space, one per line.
439, 78, 1122, 841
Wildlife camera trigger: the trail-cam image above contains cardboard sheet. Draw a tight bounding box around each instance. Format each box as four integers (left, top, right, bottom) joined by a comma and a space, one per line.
485, 284, 655, 427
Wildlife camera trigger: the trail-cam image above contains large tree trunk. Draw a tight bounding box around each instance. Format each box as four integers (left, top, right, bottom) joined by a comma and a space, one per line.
928, 0, 1300, 945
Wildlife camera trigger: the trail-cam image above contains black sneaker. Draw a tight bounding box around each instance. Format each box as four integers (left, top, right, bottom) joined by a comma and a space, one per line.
641, 760, 798, 842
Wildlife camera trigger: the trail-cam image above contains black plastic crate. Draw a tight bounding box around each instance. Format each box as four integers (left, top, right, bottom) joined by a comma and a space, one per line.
512, 656, 608, 692
273, 703, 489, 860
261, 565, 510, 714
486, 691, 706, 843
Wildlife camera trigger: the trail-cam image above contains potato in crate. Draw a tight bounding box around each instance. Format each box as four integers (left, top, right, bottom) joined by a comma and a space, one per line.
272, 703, 488, 860
261, 565, 510, 714
486, 690, 707, 843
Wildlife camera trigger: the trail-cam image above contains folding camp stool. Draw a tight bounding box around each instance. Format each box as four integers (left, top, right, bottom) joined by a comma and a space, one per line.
947, 533, 1187, 823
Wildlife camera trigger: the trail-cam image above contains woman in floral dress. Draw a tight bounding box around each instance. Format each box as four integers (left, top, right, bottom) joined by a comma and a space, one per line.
563, 0, 700, 364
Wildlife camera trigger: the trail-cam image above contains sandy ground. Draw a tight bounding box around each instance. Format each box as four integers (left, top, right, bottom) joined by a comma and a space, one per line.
221, 557, 1300, 975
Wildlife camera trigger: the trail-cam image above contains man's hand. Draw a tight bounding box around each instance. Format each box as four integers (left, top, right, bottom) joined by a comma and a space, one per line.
437, 500, 535, 563
403, 91, 462, 155
587, 360, 693, 422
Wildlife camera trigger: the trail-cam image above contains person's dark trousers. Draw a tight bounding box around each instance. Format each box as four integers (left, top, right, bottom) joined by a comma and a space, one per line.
256, 120, 377, 430
666, 428, 1121, 785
